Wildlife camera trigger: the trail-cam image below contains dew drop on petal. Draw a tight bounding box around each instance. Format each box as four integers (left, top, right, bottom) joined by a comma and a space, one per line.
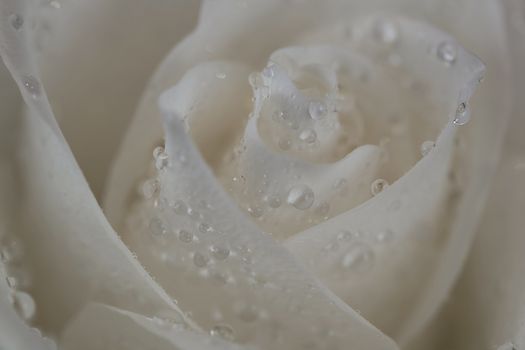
149, 217, 167, 236
198, 223, 213, 234
247, 205, 264, 218
436, 41, 457, 65
172, 200, 187, 215
210, 245, 230, 260
22, 76, 41, 98
453, 102, 471, 126
420, 140, 436, 156
210, 324, 235, 341
153, 146, 169, 170
308, 101, 328, 120
9, 291, 36, 321
278, 138, 292, 150
267, 195, 282, 209
287, 185, 315, 210
341, 243, 375, 272
9, 14, 24, 31
371, 179, 389, 196
142, 179, 160, 199
262, 65, 275, 78
178, 230, 193, 243
376, 229, 394, 243
193, 252, 209, 268
299, 129, 317, 144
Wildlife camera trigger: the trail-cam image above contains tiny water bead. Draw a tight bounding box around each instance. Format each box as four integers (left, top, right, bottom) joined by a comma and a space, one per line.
308, 101, 328, 120
9, 291, 36, 321
193, 251, 209, 268
299, 129, 317, 144
436, 41, 457, 65
153, 146, 168, 170
198, 223, 213, 234
278, 138, 292, 151
149, 217, 167, 236
267, 195, 282, 209
142, 179, 160, 199
453, 102, 471, 126
376, 229, 394, 243
22, 76, 41, 98
210, 324, 235, 341
420, 140, 436, 156
287, 185, 315, 210
178, 230, 194, 243
262, 65, 275, 78
341, 243, 375, 272
371, 179, 389, 196
247, 204, 265, 218
9, 14, 24, 31
210, 245, 230, 260
215, 72, 227, 79
172, 200, 187, 215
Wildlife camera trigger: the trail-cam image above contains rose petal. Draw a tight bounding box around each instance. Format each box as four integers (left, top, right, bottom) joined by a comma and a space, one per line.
61, 303, 251, 350
116, 62, 398, 349
0, 0, 189, 339
284, 17, 486, 342
33, 0, 200, 197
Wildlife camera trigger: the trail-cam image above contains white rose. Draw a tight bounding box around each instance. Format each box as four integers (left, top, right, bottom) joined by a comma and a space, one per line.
0, 0, 524, 350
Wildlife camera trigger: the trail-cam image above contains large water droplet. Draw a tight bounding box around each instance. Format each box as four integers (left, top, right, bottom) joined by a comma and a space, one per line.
210, 324, 235, 341
9, 14, 24, 31
308, 101, 328, 120
9, 291, 36, 321
436, 42, 457, 65
453, 102, 471, 126
371, 179, 389, 196
287, 185, 315, 210
341, 243, 375, 272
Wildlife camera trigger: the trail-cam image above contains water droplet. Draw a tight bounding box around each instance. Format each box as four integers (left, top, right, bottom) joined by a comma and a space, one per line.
371, 179, 389, 196
198, 223, 213, 234
5, 276, 17, 289
193, 252, 209, 268
172, 200, 187, 215
278, 138, 292, 150
153, 146, 168, 170
308, 101, 328, 120
436, 42, 457, 65
9, 14, 24, 31
373, 19, 398, 45
142, 179, 160, 199
210, 324, 234, 341
22, 76, 41, 98
337, 230, 355, 241
149, 218, 167, 236
267, 195, 282, 208
420, 140, 435, 156
341, 243, 375, 272
9, 291, 36, 321
287, 185, 315, 210
453, 102, 471, 126
299, 129, 317, 144
333, 178, 348, 192
178, 230, 193, 243
215, 72, 227, 79
210, 245, 230, 260
247, 205, 264, 218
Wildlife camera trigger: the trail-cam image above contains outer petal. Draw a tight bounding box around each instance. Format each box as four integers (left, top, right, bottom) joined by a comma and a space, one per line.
33, 0, 200, 197
0, 0, 189, 341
